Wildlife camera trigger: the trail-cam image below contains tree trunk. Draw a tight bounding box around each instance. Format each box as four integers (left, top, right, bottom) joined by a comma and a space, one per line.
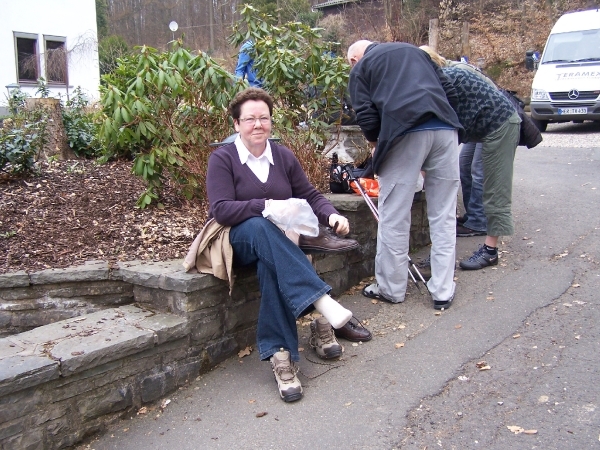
429, 18, 439, 51
461, 21, 470, 60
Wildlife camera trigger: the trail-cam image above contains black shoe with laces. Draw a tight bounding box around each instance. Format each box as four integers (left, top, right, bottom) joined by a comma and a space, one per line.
459, 245, 498, 270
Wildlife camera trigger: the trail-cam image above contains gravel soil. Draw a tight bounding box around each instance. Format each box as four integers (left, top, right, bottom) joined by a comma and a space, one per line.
0, 160, 206, 274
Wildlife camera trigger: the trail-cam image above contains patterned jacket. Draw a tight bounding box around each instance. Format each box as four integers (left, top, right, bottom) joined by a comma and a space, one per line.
442, 66, 516, 142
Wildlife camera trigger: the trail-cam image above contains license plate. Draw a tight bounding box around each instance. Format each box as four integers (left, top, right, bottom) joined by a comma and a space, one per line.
558, 107, 587, 115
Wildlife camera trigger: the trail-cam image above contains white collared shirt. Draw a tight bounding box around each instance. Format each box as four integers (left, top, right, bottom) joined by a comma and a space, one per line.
235, 135, 273, 183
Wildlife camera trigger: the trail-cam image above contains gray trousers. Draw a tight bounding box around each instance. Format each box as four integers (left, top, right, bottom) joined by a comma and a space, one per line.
376, 129, 459, 303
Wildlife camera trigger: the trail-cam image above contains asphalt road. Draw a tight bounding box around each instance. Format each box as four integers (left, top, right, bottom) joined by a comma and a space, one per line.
81, 121, 600, 450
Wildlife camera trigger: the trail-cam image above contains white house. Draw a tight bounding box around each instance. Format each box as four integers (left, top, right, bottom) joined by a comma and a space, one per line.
1, 0, 100, 114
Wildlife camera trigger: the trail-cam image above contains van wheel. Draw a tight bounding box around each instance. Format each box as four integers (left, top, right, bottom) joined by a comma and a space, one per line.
531, 118, 548, 132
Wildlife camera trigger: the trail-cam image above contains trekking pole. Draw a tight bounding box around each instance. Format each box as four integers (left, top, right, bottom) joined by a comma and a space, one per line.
343, 167, 429, 293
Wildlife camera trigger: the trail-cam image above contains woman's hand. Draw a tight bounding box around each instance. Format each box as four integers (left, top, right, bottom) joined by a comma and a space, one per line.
329, 214, 349, 236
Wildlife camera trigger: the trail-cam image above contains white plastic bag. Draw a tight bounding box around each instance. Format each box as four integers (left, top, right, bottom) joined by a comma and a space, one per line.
262, 198, 319, 237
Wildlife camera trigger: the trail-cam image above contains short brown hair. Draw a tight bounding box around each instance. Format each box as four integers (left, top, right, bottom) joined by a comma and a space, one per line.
229, 88, 274, 120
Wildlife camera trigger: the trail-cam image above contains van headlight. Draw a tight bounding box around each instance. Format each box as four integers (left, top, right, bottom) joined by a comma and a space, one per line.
531, 89, 550, 101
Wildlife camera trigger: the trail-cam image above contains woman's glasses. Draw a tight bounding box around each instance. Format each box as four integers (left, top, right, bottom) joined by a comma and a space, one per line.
239, 116, 271, 125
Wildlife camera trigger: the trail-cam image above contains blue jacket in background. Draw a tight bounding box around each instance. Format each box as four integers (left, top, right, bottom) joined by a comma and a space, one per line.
235, 41, 263, 87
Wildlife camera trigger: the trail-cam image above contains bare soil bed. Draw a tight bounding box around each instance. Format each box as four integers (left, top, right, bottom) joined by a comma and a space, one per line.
0, 160, 207, 274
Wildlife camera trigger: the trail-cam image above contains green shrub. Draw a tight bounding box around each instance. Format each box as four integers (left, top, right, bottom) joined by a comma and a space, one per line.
99, 42, 245, 208
230, 5, 351, 147
98, 7, 352, 208
1, 88, 50, 177
61, 87, 102, 158
0, 119, 45, 176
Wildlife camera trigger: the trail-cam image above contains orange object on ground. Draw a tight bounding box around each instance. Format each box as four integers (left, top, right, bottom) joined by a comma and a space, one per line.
350, 178, 379, 197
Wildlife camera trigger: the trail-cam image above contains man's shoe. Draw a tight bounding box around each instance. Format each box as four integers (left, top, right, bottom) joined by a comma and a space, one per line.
433, 293, 454, 310
459, 245, 499, 270
299, 227, 359, 254
361, 283, 399, 303
411, 254, 431, 281
309, 317, 343, 359
456, 215, 467, 224
456, 225, 486, 237
270, 349, 303, 402
334, 317, 372, 342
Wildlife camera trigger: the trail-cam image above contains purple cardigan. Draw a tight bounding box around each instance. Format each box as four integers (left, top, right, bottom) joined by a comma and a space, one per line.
207, 142, 338, 227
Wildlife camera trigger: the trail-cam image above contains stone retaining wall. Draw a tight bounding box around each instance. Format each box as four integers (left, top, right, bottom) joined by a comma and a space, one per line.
0, 194, 430, 449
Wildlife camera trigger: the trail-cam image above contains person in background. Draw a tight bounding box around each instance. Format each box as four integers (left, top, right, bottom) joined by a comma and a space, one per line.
420, 46, 492, 238
235, 40, 263, 87
436, 65, 521, 271
347, 40, 463, 310
206, 87, 371, 402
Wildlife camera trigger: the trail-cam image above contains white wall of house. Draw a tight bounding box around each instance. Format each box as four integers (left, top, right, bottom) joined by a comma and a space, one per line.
1, 0, 100, 107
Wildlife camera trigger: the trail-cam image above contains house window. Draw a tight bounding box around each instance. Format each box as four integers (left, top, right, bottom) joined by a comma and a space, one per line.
45, 37, 67, 84
16, 35, 39, 82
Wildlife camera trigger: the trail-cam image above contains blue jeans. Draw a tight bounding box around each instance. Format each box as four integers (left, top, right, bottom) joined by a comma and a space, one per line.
229, 217, 330, 362
459, 142, 487, 232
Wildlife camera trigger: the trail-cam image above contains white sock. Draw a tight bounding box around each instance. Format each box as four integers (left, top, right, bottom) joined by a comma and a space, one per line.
313, 294, 352, 329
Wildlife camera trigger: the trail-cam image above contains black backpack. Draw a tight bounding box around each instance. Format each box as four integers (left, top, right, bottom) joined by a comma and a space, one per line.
329, 153, 355, 194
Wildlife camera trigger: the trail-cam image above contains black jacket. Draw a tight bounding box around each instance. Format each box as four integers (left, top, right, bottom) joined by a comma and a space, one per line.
500, 89, 543, 149
348, 42, 464, 174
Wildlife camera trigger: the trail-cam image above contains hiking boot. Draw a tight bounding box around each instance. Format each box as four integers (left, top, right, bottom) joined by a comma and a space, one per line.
459, 245, 499, 270
270, 349, 303, 402
456, 225, 486, 237
310, 317, 343, 359
411, 254, 431, 281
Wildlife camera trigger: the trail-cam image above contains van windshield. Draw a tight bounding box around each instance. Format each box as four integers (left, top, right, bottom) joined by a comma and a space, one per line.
542, 29, 600, 64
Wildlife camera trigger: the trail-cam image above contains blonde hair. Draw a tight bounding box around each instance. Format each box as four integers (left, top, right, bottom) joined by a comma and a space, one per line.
419, 45, 449, 67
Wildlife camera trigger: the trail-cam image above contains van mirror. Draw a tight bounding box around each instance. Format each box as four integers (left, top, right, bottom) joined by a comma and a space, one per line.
525, 49, 540, 71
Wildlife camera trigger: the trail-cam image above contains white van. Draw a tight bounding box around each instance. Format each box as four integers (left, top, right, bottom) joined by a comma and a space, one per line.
529, 8, 600, 131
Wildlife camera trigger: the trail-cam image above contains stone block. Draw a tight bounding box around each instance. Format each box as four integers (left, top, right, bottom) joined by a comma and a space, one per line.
1, 428, 44, 450
134, 285, 227, 316
32, 402, 67, 426
0, 388, 42, 424
0, 419, 23, 441
76, 384, 133, 421
0, 312, 11, 329
0, 272, 29, 289
91, 356, 157, 390
46, 280, 133, 299
46, 417, 70, 437
175, 359, 203, 384
10, 310, 79, 330
137, 314, 188, 345
224, 299, 260, 333
45, 376, 97, 404
0, 286, 42, 302
313, 254, 346, 274
232, 326, 257, 351
189, 309, 223, 345
50, 359, 122, 390
205, 337, 238, 365
158, 338, 190, 365
29, 261, 109, 285
50, 325, 156, 375
0, 355, 59, 397
141, 372, 168, 403
119, 260, 223, 293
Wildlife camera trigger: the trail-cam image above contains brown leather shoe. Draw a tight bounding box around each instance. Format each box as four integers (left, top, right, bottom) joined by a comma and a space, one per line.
333, 318, 372, 342
299, 227, 359, 254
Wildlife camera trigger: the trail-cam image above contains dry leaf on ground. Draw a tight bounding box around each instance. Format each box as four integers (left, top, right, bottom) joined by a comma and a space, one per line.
237, 346, 252, 358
